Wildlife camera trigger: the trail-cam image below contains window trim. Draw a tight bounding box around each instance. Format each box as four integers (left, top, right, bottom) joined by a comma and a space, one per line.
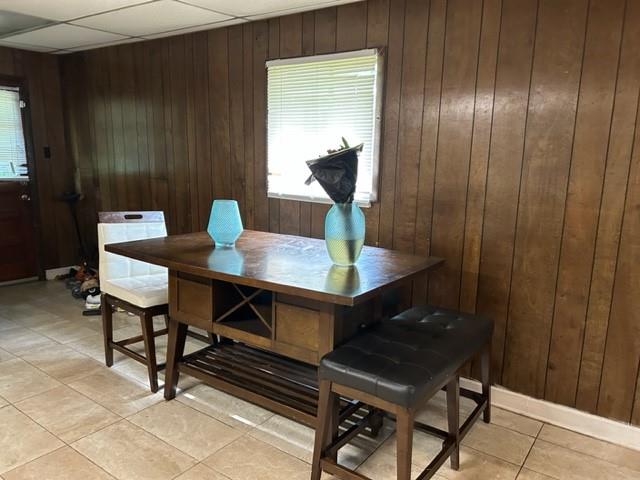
265, 47, 385, 207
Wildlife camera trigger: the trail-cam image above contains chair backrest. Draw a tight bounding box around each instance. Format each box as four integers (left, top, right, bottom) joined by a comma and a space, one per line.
97, 211, 167, 282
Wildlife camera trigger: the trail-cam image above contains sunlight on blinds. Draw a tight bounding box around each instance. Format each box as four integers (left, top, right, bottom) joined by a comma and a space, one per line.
267, 49, 381, 205
0, 87, 27, 179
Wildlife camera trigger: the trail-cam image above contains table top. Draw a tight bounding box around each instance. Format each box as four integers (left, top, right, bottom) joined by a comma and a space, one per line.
105, 230, 443, 306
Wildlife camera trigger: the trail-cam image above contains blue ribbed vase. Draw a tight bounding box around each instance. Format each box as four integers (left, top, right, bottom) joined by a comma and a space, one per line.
324, 203, 365, 266
207, 199, 243, 247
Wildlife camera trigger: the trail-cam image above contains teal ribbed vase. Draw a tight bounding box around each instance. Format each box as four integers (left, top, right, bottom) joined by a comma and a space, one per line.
324, 203, 365, 266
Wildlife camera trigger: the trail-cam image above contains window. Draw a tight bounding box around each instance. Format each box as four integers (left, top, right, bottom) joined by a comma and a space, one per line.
267, 49, 382, 205
0, 86, 27, 179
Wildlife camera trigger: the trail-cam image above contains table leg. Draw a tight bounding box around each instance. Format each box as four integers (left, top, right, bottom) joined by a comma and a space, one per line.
164, 317, 188, 400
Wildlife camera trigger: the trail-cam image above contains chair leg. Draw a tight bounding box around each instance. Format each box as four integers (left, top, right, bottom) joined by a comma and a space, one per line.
396, 407, 414, 480
481, 342, 492, 423
311, 379, 334, 480
101, 294, 114, 367
140, 312, 159, 393
447, 375, 460, 470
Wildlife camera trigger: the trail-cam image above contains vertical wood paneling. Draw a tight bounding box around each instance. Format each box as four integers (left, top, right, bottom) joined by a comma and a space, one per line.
576, 0, 640, 415
278, 14, 303, 236
544, 0, 625, 406
252, 21, 269, 232
60, 0, 640, 425
390, 0, 429, 253
411, 0, 446, 305
598, 104, 640, 421
267, 18, 280, 234
376, 0, 405, 248
458, 0, 502, 314
502, 0, 589, 397
184, 35, 200, 231
242, 24, 255, 229
228, 25, 246, 224
428, 0, 483, 309
476, 0, 538, 378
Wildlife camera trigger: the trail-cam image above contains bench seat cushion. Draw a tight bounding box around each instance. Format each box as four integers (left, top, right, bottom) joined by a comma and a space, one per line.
319, 306, 493, 407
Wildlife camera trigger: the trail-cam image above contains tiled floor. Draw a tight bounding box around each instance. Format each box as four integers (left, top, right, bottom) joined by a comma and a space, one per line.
1, 281, 639, 480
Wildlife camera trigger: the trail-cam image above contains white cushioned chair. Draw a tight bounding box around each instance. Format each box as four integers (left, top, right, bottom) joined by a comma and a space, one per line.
98, 211, 170, 393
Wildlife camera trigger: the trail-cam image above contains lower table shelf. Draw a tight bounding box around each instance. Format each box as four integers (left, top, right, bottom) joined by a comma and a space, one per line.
180, 342, 324, 426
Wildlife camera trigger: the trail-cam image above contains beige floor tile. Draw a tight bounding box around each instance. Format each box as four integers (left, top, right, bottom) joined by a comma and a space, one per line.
12, 312, 65, 330
0, 396, 6, 408
128, 401, 243, 460
2, 446, 115, 480
20, 344, 104, 384
0, 328, 58, 356
32, 319, 97, 344
524, 440, 640, 480
174, 464, 230, 480
15, 385, 120, 443
355, 449, 438, 479
0, 348, 14, 364
72, 420, 195, 480
415, 391, 476, 431
537, 424, 640, 473
437, 447, 520, 479
68, 333, 125, 363
516, 468, 555, 479
0, 317, 20, 332
462, 421, 534, 465
491, 408, 543, 437
0, 358, 62, 402
249, 414, 393, 468
0, 304, 51, 323
0, 406, 64, 473
68, 368, 162, 416
177, 383, 273, 431
204, 436, 311, 480
375, 427, 447, 467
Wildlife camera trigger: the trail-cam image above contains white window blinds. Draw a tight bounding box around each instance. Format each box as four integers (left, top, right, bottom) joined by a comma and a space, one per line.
267, 49, 381, 205
0, 87, 27, 179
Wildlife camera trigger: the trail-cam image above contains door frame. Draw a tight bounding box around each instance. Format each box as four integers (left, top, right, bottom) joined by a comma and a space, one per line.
0, 74, 45, 281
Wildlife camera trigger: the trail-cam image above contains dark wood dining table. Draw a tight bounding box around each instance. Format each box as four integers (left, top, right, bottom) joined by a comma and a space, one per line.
106, 229, 443, 426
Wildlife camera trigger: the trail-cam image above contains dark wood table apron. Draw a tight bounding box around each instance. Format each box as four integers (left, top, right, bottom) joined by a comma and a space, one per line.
106, 230, 443, 427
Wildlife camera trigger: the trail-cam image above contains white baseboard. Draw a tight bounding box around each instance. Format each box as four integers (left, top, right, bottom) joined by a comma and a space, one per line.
45, 266, 77, 280
460, 377, 640, 451
0, 276, 38, 287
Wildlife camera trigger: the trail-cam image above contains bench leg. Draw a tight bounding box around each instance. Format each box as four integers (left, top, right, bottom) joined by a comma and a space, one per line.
140, 312, 159, 393
447, 375, 460, 470
311, 379, 334, 480
101, 294, 114, 367
396, 407, 414, 480
481, 343, 492, 423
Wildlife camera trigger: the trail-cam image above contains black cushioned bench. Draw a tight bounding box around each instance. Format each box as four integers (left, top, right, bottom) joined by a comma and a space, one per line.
311, 305, 494, 480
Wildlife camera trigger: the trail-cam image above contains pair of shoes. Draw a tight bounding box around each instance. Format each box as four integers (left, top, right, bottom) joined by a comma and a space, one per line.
85, 294, 101, 310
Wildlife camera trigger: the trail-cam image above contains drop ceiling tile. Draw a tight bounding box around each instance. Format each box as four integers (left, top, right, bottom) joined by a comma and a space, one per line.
142, 17, 246, 39
0, 39, 57, 52
2, 24, 128, 49
0, 0, 151, 22
0, 10, 54, 36
180, 0, 348, 17
72, 0, 232, 37
245, 0, 361, 20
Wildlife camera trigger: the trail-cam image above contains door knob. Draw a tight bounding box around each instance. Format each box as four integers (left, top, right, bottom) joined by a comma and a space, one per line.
20, 194, 31, 201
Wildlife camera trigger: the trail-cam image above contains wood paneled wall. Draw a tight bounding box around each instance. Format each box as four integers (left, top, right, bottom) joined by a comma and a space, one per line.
60, 0, 640, 425
0, 47, 76, 270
